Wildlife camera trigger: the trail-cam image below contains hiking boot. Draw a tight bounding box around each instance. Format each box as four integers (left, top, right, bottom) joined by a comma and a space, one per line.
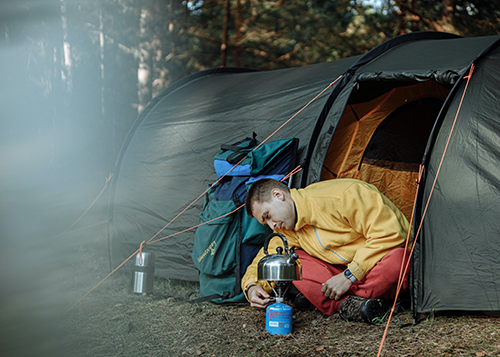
339, 296, 390, 323
285, 285, 314, 311
294, 292, 314, 311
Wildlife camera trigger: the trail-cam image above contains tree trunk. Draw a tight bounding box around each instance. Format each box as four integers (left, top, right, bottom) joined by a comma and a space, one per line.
233, 0, 243, 67
60, 0, 72, 92
137, 3, 153, 114
221, 0, 230, 67
438, 0, 458, 33
99, 1, 105, 119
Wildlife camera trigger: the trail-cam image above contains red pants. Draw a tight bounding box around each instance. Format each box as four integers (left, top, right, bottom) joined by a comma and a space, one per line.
292, 248, 410, 315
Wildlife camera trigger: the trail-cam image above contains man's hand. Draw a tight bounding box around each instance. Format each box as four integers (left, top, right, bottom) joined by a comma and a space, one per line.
247, 285, 274, 310
321, 273, 353, 300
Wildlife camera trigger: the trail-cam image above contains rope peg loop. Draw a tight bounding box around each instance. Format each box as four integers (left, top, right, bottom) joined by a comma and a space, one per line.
138, 241, 147, 265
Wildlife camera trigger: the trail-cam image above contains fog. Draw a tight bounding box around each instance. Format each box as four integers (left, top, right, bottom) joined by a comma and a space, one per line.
0, 1, 133, 355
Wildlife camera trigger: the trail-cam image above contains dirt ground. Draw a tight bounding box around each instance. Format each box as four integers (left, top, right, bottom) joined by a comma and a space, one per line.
1, 181, 499, 357
5, 236, 500, 357
57, 277, 500, 357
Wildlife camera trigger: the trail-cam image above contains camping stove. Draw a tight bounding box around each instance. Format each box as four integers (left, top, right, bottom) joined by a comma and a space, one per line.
257, 233, 301, 335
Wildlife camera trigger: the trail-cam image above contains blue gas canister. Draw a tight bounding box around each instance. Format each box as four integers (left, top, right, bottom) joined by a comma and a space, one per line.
266, 297, 293, 335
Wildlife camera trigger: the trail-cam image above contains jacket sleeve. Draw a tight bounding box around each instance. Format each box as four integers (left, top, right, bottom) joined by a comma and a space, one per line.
241, 230, 301, 299
342, 183, 410, 280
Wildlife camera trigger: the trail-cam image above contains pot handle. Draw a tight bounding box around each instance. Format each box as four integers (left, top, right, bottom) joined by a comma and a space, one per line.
263, 232, 289, 255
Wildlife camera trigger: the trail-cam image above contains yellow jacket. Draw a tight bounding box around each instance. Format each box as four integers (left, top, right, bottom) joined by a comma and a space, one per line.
241, 178, 410, 295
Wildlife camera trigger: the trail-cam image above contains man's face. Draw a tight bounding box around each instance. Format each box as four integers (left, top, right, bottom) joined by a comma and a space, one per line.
251, 188, 295, 231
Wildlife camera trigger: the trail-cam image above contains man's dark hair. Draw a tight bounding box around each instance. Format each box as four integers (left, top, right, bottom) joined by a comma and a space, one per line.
245, 179, 290, 217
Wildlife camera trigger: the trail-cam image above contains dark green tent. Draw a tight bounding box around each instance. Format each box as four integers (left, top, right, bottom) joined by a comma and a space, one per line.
108, 32, 500, 315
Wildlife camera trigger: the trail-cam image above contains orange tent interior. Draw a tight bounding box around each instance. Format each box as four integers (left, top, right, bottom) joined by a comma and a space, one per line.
320, 80, 450, 221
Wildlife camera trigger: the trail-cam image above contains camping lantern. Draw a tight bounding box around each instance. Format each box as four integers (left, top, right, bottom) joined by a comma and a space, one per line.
129, 251, 155, 294
257, 233, 301, 335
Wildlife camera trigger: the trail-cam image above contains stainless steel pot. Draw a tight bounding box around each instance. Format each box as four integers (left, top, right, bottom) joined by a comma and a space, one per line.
257, 233, 301, 282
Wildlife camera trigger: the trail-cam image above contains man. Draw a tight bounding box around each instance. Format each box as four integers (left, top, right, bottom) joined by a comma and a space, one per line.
241, 178, 411, 323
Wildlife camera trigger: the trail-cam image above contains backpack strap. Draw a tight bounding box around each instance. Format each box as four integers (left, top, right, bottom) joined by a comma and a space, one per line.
234, 205, 243, 297
220, 132, 258, 153
225, 152, 247, 165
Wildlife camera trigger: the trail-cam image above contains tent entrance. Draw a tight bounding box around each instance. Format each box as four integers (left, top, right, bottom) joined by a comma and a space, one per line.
321, 80, 450, 220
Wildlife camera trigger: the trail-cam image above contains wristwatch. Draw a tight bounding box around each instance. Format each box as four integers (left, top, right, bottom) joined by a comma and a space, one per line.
344, 268, 357, 283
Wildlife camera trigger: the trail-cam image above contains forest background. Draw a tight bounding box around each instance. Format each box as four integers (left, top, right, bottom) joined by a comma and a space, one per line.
2, 0, 500, 193
1, 1, 500, 356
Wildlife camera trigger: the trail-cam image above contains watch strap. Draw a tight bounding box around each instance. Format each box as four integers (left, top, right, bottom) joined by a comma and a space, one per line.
344, 268, 357, 283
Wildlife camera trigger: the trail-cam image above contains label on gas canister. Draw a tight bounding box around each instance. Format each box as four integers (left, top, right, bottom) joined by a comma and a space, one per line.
266, 302, 292, 335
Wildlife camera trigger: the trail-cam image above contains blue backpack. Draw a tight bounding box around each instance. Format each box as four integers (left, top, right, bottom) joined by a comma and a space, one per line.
191, 133, 299, 303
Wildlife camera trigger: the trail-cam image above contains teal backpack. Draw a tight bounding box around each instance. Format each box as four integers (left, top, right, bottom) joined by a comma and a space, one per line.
191, 133, 299, 303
